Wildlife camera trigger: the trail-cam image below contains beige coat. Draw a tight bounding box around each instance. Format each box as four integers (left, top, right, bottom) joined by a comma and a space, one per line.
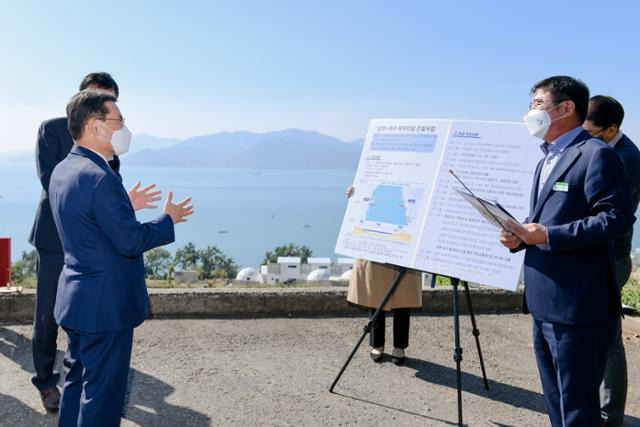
347, 259, 422, 310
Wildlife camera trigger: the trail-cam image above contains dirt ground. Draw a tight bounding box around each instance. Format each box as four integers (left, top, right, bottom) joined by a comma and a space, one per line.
1, 313, 639, 426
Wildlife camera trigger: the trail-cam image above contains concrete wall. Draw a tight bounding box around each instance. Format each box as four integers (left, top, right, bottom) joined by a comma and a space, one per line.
0, 286, 523, 323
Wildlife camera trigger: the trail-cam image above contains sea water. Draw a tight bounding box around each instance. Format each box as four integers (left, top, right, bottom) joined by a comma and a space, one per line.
0, 161, 355, 268
3, 161, 640, 268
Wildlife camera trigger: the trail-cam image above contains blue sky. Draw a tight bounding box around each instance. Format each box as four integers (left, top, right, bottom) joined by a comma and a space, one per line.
1, 0, 639, 152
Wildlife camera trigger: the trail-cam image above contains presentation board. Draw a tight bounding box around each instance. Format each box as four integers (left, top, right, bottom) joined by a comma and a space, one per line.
335, 119, 541, 291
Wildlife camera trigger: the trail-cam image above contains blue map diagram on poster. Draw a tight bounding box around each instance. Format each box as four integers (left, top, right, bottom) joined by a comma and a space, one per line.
365, 185, 408, 226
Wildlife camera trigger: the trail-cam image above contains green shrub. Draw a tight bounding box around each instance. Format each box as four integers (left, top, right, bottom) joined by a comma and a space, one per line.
622, 277, 640, 313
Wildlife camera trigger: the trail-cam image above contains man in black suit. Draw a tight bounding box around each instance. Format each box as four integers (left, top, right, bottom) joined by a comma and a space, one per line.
28, 72, 160, 413
584, 95, 640, 427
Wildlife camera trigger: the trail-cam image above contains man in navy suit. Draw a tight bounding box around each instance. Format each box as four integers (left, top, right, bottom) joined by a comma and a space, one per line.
500, 76, 634, 426
29, 72, 161, 413
584, 96, 640, 427
49, 90, 193, 426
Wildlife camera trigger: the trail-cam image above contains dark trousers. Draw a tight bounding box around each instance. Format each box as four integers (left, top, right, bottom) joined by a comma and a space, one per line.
369, 308, 410, 349
600, 256, 631, 427
532, 317, 615, 427
31, 247, 64, 391
59, 327, 133, 427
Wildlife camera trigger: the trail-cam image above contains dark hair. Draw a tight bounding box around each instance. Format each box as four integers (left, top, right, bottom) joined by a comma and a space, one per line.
586, 95, 624, 129
79, 72, 119, 98
531, 76, 590, 122
66, 90, 117, 140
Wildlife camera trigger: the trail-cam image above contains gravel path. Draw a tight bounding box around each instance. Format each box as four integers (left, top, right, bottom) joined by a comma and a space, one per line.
1, 314, 639, 426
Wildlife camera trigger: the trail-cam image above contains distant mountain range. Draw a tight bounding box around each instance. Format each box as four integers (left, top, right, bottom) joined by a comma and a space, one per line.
2, 129, 364, 169
122, 129, 364, 169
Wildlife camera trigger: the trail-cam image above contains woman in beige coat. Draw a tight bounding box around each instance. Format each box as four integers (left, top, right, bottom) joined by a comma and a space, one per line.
345, 187, 422, 364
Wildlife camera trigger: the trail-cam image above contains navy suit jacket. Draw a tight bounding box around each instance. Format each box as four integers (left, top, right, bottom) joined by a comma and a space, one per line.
49, 145, 173, 333
612, 134, 640, 259
29, 117, 120, 252
521, 130, 634, 325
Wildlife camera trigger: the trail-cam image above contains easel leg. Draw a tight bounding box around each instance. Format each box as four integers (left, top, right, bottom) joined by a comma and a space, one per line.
462, 281, 489, 389
329, 267, 407, 392
451, 278, 463, 427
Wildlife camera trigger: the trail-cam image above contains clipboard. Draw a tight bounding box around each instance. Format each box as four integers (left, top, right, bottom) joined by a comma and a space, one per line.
448, 168, 521, 232
453, 188, 520, 231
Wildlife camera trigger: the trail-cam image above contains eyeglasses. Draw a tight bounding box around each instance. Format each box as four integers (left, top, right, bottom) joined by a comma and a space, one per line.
93, 116, 124, 128
95, 116, 125, 126
587, 127, 609, 139
528, 97, 570, 111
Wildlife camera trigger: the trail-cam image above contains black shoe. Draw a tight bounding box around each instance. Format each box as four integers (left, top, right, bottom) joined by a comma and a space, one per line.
39, 386, 60, 413
370, 347, 384, 363
391, 348, 405, 365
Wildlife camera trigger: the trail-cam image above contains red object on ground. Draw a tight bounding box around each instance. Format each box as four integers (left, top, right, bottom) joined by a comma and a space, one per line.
0, 237, 10, 287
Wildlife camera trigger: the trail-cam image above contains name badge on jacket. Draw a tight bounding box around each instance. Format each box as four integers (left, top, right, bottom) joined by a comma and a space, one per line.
552, 181, 569, 192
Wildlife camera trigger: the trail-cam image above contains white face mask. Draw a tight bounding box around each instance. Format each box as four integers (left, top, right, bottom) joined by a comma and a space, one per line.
523, 102, 565, 139
98, 121, 132, 155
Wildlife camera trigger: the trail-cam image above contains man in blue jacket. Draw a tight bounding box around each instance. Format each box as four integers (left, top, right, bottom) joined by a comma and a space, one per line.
29, 72, 160, 413
584, 95, 640, 427
500, 76, 634, 426
49, 90, 193, 426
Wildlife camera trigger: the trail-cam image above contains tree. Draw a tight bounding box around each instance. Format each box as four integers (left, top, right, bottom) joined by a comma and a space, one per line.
174, 242, 199, 270
198, 245, 239, 280
11, 250, 37, 284
298, 245, 313, 264
167, 263, 175, 283
262, 243, 313, 265
144, 248, 172, 279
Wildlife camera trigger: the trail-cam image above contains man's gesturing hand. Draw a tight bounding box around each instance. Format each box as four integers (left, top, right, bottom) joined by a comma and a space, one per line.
163, 192, 194, 224
128, 181, 162, 211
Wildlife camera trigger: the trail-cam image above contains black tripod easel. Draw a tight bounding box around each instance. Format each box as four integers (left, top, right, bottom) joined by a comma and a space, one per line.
329, 268, 489, 427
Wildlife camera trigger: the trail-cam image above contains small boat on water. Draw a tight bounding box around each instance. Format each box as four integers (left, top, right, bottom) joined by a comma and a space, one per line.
304, 224, 311, 228
218, 230, 229, 234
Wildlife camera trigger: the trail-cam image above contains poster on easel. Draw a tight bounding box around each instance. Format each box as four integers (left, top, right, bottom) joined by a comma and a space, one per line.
334, 119, 541, 291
